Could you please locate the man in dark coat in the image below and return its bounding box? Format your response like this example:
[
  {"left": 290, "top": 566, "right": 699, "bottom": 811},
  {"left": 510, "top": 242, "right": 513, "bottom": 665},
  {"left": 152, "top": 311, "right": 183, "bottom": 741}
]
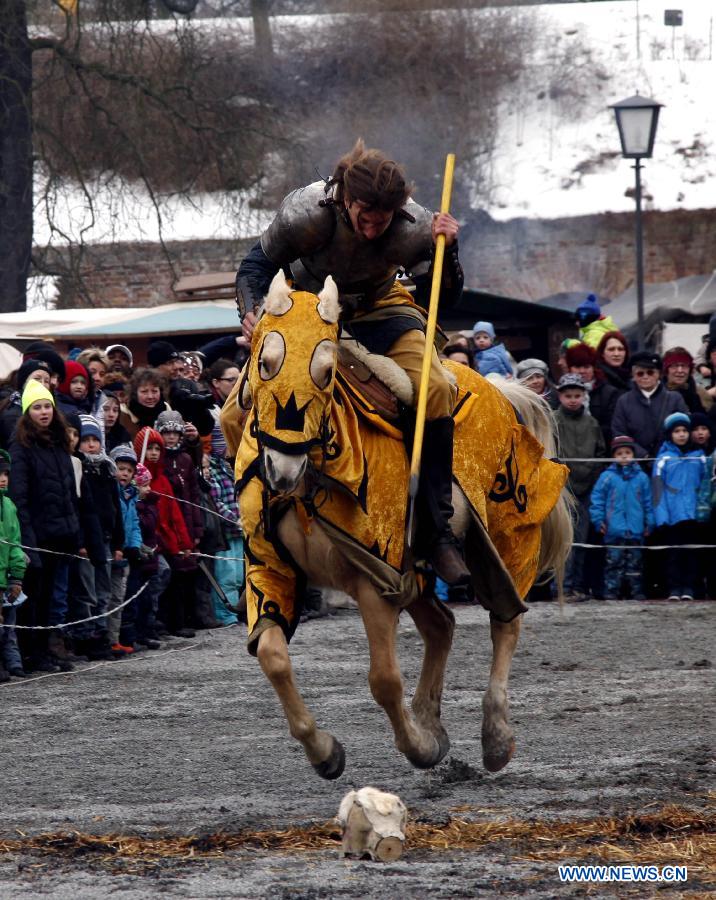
[{"left": 611, "top": 351, "right": 689, "bottom": 459}]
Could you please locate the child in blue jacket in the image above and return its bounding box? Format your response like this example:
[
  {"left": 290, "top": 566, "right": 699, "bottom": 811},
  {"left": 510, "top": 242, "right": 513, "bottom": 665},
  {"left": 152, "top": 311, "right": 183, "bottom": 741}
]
[
  {"left": 590, "top": 435, "right": 654, "bottom": 600},
  {"left": 652, "top": 412, "right": 706, "bottom": 600},
  {"left": 108, "top": 443, "right": 142, "bottom": 652},
  {"left": 472, "top": 321, "right": 513, "bottom": 378}
]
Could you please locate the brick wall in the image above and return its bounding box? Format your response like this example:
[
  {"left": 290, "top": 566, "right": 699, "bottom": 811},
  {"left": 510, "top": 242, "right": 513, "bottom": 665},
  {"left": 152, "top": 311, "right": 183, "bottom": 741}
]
[
  {"left": 40, "top": 207, "right": 716, "bottom": 307},
  {"left": 460, "top": 207, "right": 716, "bottom": 301},
  {"left": 42, "top": 238, "right": 255, "bottom": 309}
]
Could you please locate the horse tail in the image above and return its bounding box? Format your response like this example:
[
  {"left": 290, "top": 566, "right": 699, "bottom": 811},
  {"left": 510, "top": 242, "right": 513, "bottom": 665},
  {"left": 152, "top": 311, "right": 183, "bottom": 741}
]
[{"left": 490, "top": 378, "right": 574, "bottom": 592}]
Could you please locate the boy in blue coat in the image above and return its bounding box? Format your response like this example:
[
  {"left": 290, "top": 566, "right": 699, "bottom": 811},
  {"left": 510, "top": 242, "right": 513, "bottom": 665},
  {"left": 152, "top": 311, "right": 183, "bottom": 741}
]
[
  {"left": 472, "top": 321, "right": 513, "bottom": 378},
  {"left": 590, "top": 435, "right": 654, "bottom": 600},
  {"left": 109, "top": 443, "right": 142, "bottom": 652},
  {"left": 652, "top": 412, "right": 706, "bottom": 600}
]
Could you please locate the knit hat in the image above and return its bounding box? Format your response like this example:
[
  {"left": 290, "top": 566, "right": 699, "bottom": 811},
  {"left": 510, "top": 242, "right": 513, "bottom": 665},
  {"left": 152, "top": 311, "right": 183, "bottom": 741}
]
[
  {"left": 610, "top": 435, "right": 635, "bottom": 453},
  {"left": 690, "top": 412, "right": 713, "bottom": 433},
  {"left": 182, "top": 351, "right": 204, "bottom": 373},
  {"left": 631, "top": 350, "right": 662, "bottom": 371},
  {"left": 155, "top": 409, "right": 185, "bottom": 434},
  {"left": 662, "top": 347, "right": 693, "bottom": 372},
  {"left": 58, "top": 360, "right": 90, "bottom": 396},
  {"left": 576, "top": 293, "right": 601, "bottom": 322},
  {"left": 147, "top": 341, "right": 180, "bottom": 367},
  {"left": 663, "top": 412, "right": 691, "bottom": 435},
  {"left": 22, "top": 343, "right": 66, "bottom": 382},
  {"left": 21, "top": 380, "right": 55, "bottom": 413},
  {"left": 110, "top": 443, "right": 138, "bottom": 466},
  {"left": 565, "top": 342, "right": 597, "bottom": 368},
  {"left": 515, "top": 358, "right": 549, "bottom": 380},
  {"left": 472, "top": 321, "right": 495, "bottom": 340},
  {"left": 105, "top": 344, "right": 134, "bottom": 367},
  {"left": 134, "top": 462, "right": 152, "bottom": 487},
  {"left": 0, "top": 449, "right": 11, "bottom": 475},
  {"left": 133, "top": 427, "right": 164, "bottom": 461},
  {"left": 556, "top": 373, "right": 587, "bottom": 392},
  {"left": 16, "top": 359, "right": 52, "bottom": 393},
  {"left": 79, "top": 414, "right": 102, "bottom": 443}
]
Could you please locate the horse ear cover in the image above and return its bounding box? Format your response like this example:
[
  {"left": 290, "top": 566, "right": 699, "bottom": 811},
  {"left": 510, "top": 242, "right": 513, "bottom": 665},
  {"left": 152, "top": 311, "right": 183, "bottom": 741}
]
[
  {"left": 317, "top": 275, "right": 340, "bottom": 324},
  {"left": 264, "top": 270, "right": 294, "bottom": 316}
]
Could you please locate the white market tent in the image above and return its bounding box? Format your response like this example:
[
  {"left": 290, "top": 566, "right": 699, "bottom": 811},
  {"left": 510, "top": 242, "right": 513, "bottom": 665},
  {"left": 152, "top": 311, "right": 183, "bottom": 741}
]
[{"left": 0, "top": 296, "right": 241, "bottom": 378}]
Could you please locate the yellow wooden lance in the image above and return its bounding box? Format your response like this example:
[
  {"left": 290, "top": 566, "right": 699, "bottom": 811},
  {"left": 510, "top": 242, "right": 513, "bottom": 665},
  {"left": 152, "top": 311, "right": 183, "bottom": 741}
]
[{"left": 407, "top": 152, "right": 455, "bottom": 545}]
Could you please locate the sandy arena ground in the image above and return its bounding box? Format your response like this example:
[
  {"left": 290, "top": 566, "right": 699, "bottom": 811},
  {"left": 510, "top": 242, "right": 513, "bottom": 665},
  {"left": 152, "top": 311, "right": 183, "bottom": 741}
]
[{"left": 0, "top": 598, "right": 714, "bottom": 898}]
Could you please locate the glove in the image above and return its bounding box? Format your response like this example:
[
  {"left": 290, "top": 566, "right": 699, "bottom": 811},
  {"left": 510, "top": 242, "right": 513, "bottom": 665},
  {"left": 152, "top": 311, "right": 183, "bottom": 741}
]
[{"left": 124, "top": 546, "right": 141, "bottom": 564}]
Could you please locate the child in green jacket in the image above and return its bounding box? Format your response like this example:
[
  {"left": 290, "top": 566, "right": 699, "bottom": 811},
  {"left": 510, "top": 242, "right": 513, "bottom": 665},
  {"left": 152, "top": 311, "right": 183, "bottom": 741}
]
[{"left": 0, "top": 450, "right": 28, "bottom": 679}]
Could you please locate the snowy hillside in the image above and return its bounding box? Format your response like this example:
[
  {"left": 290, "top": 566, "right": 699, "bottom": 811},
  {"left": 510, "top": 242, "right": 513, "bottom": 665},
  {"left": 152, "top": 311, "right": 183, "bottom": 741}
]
[
  {"left": 33, "top": 0, "right": 716, "bottom": 247},
  {"left": 492, "top": 0, "right": 716, "bottom": 219}
]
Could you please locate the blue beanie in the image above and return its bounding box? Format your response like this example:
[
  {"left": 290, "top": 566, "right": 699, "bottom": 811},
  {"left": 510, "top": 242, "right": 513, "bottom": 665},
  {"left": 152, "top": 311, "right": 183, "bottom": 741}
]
[
  {"left": 664, "top": 412, "right": 690, "bottom": 435},
  {"left": 110, "top": 443, "right": 138, "bottom": 466},
  {"left": 576, "top": 293, "right": 601, "bottom": 321},
  {"left": 79, "top": 414, "right": 102, "bottom": 443},
  {"left": 472, "top": 321, "right": 495, "bottom": 340}
]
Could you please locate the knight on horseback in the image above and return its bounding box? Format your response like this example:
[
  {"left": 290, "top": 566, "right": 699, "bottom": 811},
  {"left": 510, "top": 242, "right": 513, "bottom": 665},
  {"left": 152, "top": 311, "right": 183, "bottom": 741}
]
[{"left": 236, "top": 139, "right": 469, "bottom": 587}]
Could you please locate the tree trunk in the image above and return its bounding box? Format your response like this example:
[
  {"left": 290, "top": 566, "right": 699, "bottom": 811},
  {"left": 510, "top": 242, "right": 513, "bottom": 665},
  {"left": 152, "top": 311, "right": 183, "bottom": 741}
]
[
  {"left": 251, "top": 0, "right": 274, "bottom": 64},
  {"left": 0, "top": 2, "right": 32, "bottom": 312}
]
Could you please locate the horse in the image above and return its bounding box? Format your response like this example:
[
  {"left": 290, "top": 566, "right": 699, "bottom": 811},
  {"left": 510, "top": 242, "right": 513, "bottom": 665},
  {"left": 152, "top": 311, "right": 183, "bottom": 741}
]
[{"left": 230, "top": 270, "right": 571, "bottom": 780}]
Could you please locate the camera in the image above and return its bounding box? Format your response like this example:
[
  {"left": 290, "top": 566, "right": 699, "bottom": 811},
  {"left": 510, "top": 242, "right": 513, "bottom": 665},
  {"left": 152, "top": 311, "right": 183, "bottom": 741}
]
[{"left": 168, "top": 378, "right": 216, "bottom": 437}]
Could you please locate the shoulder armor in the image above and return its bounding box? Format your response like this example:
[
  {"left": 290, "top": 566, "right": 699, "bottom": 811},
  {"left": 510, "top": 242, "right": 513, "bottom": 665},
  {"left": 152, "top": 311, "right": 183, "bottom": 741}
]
[
  {"left": 383, "top": 199, "right": 434, "bottom": 273},
  {"left": 260, "top": 182, "right": 336, "bottom": 265}
]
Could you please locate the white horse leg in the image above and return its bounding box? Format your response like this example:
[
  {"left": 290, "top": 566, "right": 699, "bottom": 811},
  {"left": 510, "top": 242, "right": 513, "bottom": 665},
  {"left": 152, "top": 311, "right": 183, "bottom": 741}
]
[
  {"left": 405, "top": 592, "right": 455, "bottom": 763},
  {"left": 356, "top": 581, "right": 442, "bottom": 769},
  {"left": 256, "top": 624, "right": 345, "bottom": 779},
  {"left": 482, "top": 613, "right": 522, "bottom": 772}
]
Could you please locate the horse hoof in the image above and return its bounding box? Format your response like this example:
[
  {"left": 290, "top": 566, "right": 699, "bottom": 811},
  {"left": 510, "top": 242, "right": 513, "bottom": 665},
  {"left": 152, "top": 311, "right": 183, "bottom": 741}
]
[
  {"left": 434, "top": 726, "right": 451, "bottom": 764},
  {"left": 482, "top": 738, "right": 515, "bottom": 773},
  {"left": 405, "top": 736, "right": 443, "bottom": 770},
  {"left": 311, "top": 737, "right": 346, "bottom": 780}
]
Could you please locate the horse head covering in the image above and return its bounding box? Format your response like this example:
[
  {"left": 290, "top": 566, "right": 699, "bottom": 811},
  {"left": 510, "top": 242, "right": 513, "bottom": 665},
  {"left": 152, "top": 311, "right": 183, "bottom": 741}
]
[{"left": 247, "top": 270, "right": 340, "bottom": 455}]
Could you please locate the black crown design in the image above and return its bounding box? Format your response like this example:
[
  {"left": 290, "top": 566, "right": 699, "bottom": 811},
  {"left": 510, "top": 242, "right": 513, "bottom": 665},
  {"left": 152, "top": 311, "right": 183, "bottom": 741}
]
[{"left": 274, "top": 391, "right": 312, "bottom": 432}]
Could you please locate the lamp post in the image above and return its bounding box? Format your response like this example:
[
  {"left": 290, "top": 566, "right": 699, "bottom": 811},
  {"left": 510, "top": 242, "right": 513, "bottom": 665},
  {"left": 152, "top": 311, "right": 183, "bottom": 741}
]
[{"left": 610, "top": 94, "right": 663, "bottom": 348}]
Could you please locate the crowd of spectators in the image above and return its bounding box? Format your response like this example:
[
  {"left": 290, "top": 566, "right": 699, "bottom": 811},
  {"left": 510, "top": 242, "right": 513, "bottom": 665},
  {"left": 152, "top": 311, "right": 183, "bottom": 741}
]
[
  {"left": 0, "top": 337, "right": 247, "bottom": 679},
  {"left": 448, "top": 296, "right": 716, "bottom": 603},
  {"left": 1, "top": 297, "right": 714, "bottom": 679}
]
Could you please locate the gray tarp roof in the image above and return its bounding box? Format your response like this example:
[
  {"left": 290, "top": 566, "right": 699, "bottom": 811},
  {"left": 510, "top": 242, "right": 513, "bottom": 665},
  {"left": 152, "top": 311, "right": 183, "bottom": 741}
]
[{"left": 609, "top": 273, "right": 716, "bottom": 330}]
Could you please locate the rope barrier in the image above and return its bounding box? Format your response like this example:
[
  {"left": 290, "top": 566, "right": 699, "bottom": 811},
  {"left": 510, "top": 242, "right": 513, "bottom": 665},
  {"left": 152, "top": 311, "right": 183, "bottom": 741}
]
[
  {"left": 0, "top": 639, "right": 205, "bottom": 688},
  {"left": 559, "top": 456, "right": 712, "bottom": 464},
  {"left": 0, "top": 581, "right": 148, "bottom": 631},
  {"left": 573, "top": 541, "right": 716, "bottom": 550},
  {"left": 152, "top": 490, "right": 242, "bottom": 529}
]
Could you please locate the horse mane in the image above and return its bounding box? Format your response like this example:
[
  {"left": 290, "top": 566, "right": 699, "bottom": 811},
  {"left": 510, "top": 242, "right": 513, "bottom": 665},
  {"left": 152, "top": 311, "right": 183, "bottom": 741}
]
[{"left": 490, "top": 378, "right": 574, "bottom": 591}]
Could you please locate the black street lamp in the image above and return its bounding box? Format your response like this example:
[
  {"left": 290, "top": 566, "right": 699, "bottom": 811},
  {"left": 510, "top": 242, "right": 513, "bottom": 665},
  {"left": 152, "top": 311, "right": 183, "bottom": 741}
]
[{"left": 610, "top": 94, "right": 663, "bottom": 348}]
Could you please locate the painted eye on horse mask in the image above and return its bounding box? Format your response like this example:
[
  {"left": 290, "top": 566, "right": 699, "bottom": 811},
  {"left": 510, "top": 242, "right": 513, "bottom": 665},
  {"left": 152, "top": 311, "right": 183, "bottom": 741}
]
[
  {"left": 310, "top": 340, "right": 337, "bottom": 390},
  {"left": 259, "top": 331, "right": 286, "bottom": 381}
]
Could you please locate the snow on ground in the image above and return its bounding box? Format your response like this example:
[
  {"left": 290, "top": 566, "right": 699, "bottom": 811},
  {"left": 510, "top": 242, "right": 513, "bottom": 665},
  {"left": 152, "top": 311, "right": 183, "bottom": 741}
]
[
  {"left": 491, "top": 0, "right": 716, "bottom": 219},
  {"left": 34, "top": 0, "right": 716, "bottom": 246},
  {"left": 33, "top": 176, "right": 274, "bottom": 247}
]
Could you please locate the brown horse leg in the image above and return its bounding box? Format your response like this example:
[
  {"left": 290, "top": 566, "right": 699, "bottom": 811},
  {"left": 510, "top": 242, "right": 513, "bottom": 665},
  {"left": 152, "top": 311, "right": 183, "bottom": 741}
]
[
  {"left": 257, "top": 624, "right": 345, "bottom": 780},
  {"left": 482, "top": 613, "right": 522, "bottom": 773},
  {"left": 405, "top": 592, "right": 455, "bottom": 763},
  {"left": 356, "top": 581, "right": 442, "bottom": 769}
]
